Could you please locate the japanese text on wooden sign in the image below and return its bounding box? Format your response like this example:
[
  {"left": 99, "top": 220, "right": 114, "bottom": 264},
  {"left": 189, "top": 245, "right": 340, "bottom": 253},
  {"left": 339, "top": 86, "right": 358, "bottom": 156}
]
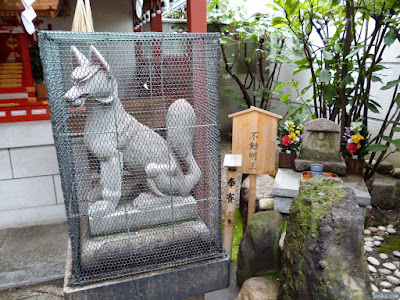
[{"left": 229, "top": 107, "right": 282, "bottom": 175}]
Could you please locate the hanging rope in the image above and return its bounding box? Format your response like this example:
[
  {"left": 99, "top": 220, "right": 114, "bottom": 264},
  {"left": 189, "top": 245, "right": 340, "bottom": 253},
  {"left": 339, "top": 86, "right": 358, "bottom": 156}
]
[
  {"left": 21, "top": 0, "right": 37, "bottom": 35},
  {"left": 72, "top": 0, "right": 94, "bottom": 32}
]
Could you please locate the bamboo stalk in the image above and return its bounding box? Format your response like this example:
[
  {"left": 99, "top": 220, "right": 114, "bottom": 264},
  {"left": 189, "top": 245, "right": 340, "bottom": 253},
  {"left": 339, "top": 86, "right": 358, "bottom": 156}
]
[{"left": 223, "top": 167, "right": 238, "bottom": 258}]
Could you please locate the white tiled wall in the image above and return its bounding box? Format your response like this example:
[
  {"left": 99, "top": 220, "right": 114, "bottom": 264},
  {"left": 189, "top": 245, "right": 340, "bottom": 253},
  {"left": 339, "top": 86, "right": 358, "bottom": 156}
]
[
  {"left": 10, "top": 145, "right": 59, "bottom": 178},
  {"left": 0, "top": 120, "right": 66, "bottom": 229}
]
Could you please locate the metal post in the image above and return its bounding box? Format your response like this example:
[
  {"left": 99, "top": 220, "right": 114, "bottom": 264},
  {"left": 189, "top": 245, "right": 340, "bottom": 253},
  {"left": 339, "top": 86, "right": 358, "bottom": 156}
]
[
  {"left": 187, "top": 0, "right": 207, "bottom": 33},
  {"left": 151, "top": 0, "right": 162, "bottom": 32}
]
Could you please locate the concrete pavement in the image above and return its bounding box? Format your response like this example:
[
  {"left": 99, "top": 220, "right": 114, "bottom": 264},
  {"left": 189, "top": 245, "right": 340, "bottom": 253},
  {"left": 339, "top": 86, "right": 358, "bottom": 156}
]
[{"left": 0, "top": 222, "right": 239, "bottom": 299}]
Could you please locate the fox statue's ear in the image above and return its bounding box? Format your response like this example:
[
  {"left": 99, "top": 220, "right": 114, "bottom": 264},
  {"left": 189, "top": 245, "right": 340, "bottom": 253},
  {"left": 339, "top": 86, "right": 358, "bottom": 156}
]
[
  {"left": 89, "top": 45, "right": 110, "bottom": 74},
  {"left": 71, "top": 46, "right": 89, "bottom": 68}
]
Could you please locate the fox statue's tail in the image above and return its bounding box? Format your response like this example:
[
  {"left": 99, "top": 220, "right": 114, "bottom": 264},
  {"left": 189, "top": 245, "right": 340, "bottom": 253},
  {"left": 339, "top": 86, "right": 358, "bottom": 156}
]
[{"left": 145, "top": 99, "right": 201, "bottom": 197}]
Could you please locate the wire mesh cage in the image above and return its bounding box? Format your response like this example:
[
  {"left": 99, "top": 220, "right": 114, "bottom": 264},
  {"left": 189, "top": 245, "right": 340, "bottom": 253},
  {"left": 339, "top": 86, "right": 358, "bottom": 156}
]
[{"left": 38, "top": 31, "right": 222, "bottom": 285}]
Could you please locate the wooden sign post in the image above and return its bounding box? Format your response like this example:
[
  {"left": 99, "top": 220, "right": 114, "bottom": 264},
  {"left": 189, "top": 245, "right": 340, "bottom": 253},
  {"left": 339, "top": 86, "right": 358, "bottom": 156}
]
[{"left": 229, "top": 107, "right": 282, "bottom": 222}]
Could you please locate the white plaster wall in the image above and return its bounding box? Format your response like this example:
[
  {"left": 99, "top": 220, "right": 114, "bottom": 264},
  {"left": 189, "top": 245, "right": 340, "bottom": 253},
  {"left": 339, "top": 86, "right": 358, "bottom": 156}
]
[{"left": 0, "top": 120, "right": 66, "bottom": 229}]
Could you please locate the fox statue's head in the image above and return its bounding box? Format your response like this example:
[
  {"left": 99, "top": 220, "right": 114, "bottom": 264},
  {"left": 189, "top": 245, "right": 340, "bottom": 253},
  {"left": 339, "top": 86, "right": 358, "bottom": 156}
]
[{"left": 64, "top": 45, "right": 115, "bottom": 107}]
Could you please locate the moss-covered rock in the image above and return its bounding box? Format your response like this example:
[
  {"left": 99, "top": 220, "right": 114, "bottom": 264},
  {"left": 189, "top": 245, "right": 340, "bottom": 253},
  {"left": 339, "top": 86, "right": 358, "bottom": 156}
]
[
  {"left": 236, "top": 211, "right": 284, "bottom": 287},
  {"left": 279, "top": 177, "right": 371, "bottom": 300}
]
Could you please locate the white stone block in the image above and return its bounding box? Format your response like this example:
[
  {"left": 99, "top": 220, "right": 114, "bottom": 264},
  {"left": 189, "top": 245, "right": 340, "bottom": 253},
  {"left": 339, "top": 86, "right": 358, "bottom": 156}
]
[
  {"left": 0, "top": 204, "right": 66, "bottom": 229},
  {"left": 0, "top": 176, "right": 57, "bottom": 211},
  {"left": 0, "top": 149, "right": 12, "bottom": 180},
  {"left": 0, "top": 120, "right": 54, "bottom": 149},
  {"left": 53, "top": 175, "right": 64, "bottom": 204},
  {"left": 10, "top": 145, "right": 59, "bottom": 178},
  {"left": 272, "top": 168, "right": 300, "bottom": 198}
]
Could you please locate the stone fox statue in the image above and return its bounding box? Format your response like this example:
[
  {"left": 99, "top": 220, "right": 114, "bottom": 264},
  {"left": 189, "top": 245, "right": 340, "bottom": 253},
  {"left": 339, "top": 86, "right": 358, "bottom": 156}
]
[{"left": 64, "top": 45, "right": 201, "bottom": 212}]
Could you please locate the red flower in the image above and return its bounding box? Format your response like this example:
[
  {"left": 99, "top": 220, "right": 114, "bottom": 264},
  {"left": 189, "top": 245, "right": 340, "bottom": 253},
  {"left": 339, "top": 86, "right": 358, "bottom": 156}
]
[
  {"left": 346, "top": 143, "right": 358, "bottom": 154},
  {"left": 282, "top": 136, "right": 292, "bottom": 146}
]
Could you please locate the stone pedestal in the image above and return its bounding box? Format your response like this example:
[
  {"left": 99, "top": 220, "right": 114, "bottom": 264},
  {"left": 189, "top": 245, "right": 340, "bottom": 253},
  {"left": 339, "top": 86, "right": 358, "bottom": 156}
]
[
  {"left": 89, "top": 193, "right": 198, "bottom": 236},
  {"left": 80, "top": 216, "right": 216, "bottom": 270},
  {"left": 371, "top": 177, "right": 396, "bottom": 209},
  {"left": 64, "top": 241, "right": 230, "bottom": 300},
  {"left": 294, "top": 158, "right": 347, "bottom": 176},
  {"left": 272, "top": 168, "right": 371, "bottom": 214}
]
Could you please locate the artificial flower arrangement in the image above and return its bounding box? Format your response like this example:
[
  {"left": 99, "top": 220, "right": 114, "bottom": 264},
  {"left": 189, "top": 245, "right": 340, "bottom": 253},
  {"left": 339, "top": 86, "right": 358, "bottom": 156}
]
[
  {"left": 277, "top": 117, "right": 303, "bottom": 153},
  {"left": 343, "top": 119, "right": 369, "bottom": 158}
]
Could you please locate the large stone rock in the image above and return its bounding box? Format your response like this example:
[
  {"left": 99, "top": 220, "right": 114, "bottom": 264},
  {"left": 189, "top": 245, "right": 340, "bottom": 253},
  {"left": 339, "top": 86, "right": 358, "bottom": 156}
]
[
  {"left": 240, "top": 174, "right": 275, "bottom": 206},
  {"left": 371, "top": 177, "right": 396, "bottom": 209},
  {"left": 236, "top": 277, "right": 279, "bottom": 300},
  {"left": 236, "top": 211, "right": 284, "bottom": 287},
  {"left": 279, "top": 177, "right": 371, "bottom": 300}
]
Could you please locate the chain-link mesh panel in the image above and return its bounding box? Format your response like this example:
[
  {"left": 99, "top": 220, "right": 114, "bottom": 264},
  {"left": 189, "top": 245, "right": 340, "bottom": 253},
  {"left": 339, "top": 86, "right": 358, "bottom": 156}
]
[{"left": 38, "top": 31, "right": 222, "bottom": 286}]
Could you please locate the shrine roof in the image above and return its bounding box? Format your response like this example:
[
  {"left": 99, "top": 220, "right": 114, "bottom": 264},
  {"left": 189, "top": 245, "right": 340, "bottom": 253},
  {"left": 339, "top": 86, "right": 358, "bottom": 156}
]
[{"left": 228, "top": 106, "right": 282, "bottom": 120}]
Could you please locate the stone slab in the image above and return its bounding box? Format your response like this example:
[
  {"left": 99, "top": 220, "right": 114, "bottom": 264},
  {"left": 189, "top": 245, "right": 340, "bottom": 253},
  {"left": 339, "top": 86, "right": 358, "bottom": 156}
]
[
  {"left": 344, "top": 175, "right": 372, "bottom": 207},
  {"left": 272, "top": 168, "right": 300, "bottom": 198},
  {"left": 0, "top": 204, "right": 66, "bottom": 230},
  {"left": 0, "top": 149, "right": 12, "bottom": 180},
  {"left": 294, "top": 158, "right": 347, "bottom": 176},
  {"left": 89, "top": 194, "right": 199, "bottom": 236},
  {"left": 272, "top": 169, "right": 371, "bottom": 212},
  {"left": 10, "top": 145, "right": 59, "bottom": 178},
  {"left": 0, "top": 120, "right": 54, "bottom": 149},
  {"left": 53, "top": 175, "right": 64, "bottom": 204},
  {"left": 273, "top": 196, "right": 294, "bottom": 214},
  {"left": 0, "top": 176, "right": 57, "bottom": 211},
  {"left": 64, "top": 241, "right": 230, "bottom": 300},
  {"left": 0, "top": 223, "right": 68, "bottom": 290}
]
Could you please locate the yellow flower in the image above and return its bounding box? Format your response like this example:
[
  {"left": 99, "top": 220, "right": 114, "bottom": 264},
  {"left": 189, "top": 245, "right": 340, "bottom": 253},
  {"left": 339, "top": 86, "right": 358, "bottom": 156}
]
[
  {"left": 295, "top": 130, "right": 300, "bottom": 134},
  {"left": 357, "top": 144, "right": 361, "bottom": 149},
  {"left": 288, "top": 132, "right": 296, "bottom": 140},
  {"left": 351, "top": 134, "right": 364, "bottom": 144},
  {"left": 352, "top": 135, "right": 360, "bottom": 144}
]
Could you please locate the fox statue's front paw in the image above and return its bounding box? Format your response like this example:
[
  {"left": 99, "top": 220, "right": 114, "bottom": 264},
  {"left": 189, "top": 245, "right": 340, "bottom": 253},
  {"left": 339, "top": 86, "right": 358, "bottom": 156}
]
[
  {"left": 88, "top": 200, "right": 116, "bottom": 214},
  {"left": 102, "top": 188, "right": 121, "bottom": 203}
]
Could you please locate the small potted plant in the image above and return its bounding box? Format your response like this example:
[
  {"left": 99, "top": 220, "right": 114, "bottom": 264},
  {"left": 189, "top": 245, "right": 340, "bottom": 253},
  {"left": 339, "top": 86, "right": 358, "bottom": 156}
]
[
  {"left": 343, "top": 120, "right": 369, "bottom": 175},
  {"left": 277, "top": 118, "right": 303, "bottom": 169}
]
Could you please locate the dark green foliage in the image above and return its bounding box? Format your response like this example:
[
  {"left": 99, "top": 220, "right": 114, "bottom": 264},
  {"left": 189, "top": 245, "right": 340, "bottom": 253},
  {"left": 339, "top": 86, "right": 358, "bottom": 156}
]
[{"left": 29, "top": 42, "right": 44, "bottom": 83}]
